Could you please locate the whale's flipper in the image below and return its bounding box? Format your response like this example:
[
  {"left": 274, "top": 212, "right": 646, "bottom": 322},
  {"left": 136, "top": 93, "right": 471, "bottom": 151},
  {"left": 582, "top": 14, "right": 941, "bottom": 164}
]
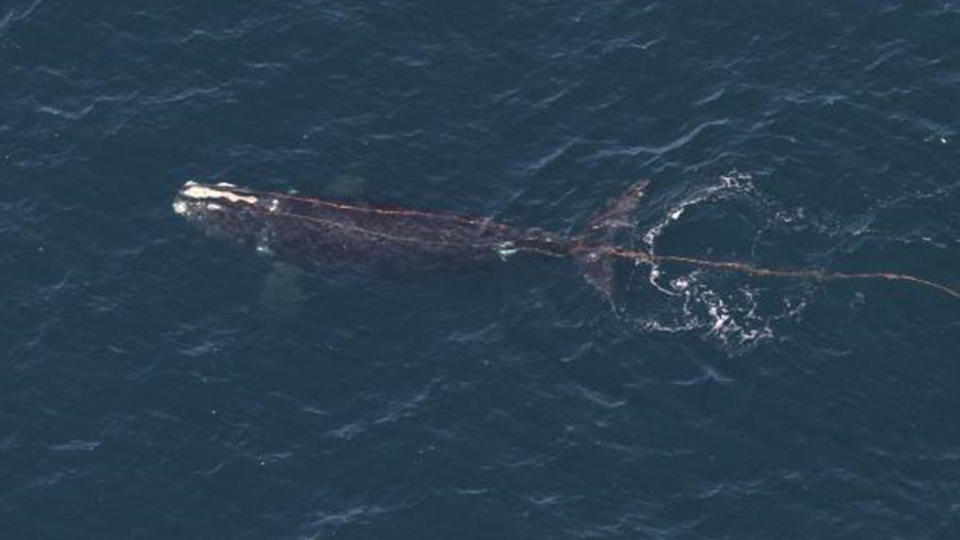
[
  {"left": 261, "top": 262, "right": 306, "bottom": 323},
  {"left": 573, "top": 180, "right": 650, "bottom": 299}
]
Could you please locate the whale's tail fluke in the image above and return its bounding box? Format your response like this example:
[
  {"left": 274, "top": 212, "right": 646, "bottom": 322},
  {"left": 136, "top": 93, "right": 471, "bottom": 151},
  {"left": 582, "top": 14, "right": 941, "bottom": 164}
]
[{"left": 572, "top": 180, "right": 651, "bottom": 298}]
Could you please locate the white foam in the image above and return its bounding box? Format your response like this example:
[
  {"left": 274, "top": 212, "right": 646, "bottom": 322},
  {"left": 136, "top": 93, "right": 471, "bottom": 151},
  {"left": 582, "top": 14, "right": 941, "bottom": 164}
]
[{"left": 618, "top": 172, "right": 815, "bottom": 351}]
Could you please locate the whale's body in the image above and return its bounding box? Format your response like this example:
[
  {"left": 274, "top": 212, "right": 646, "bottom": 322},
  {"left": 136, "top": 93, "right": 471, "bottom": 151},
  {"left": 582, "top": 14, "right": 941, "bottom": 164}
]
[{"left": 173, "top": 180, "right": 650, "bottom": 296}]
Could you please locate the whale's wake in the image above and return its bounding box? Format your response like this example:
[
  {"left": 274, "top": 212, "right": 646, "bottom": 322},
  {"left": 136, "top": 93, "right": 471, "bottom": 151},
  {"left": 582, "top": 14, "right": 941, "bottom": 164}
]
[{"left": 605, "top": 172, "right": 958, "bottom": 350}]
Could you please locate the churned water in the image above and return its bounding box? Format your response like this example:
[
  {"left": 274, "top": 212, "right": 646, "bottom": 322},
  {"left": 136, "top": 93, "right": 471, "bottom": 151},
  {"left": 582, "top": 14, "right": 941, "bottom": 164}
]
[{"left": 3, "top": 1, "right": 959, "bottom": 538}]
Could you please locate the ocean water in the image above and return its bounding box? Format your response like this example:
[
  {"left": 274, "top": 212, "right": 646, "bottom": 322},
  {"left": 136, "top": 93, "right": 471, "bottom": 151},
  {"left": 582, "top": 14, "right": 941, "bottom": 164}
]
[{"left": 3, "top": 1, "right": 960, "bottom": 538}]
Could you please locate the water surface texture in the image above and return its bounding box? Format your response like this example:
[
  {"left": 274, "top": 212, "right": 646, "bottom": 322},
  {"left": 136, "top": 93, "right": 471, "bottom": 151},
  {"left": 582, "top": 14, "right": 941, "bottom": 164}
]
[{"left": 3, "top": 1, "right": 960, "bottom": 538}]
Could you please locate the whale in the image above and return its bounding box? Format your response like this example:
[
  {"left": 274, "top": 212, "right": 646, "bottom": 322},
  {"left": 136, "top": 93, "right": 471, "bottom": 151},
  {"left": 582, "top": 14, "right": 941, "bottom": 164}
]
[
  {"left": 172, "top": 180, "right": 652, "bottom": 297},
  {"left": 173, "top": 180, "right": 960, "bottom": 302}
]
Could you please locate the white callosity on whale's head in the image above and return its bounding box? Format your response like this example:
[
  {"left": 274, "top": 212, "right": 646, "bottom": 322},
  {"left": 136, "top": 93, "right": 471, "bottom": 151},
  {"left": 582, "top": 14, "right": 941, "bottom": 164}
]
[
  {"left": 173, "top": 181, "right": 259, "bottom": 218},
  {"left": 179, "top": 183, "right": 258, "bottom": 204}
]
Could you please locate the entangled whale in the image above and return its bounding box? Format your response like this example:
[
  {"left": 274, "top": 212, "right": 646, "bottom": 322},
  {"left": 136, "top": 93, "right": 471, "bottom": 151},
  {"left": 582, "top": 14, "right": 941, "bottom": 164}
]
[
  {"left": 173, "top": 180, "right": 960, "bottom": 301},
  {"left": 172, "top": 180, "right": 651, "bottom": 297}
]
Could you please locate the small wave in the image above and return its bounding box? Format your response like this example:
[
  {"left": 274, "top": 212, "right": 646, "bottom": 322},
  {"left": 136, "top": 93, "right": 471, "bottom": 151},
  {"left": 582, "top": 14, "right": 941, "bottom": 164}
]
[
  {"left": 0, "top": 0, "right": 44, "bottom": 37},
  {"left": 50, "top": 439, "right": 101, "bottom": 452},
  {"left": 592, "top": 118, "right": 730, "bottom": 159}
]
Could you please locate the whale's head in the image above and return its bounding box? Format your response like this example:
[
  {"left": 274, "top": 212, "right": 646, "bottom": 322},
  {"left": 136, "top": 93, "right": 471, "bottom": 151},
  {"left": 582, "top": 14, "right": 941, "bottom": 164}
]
[{"left": 173, "top": 181, "right": 281, "bottom": 254}]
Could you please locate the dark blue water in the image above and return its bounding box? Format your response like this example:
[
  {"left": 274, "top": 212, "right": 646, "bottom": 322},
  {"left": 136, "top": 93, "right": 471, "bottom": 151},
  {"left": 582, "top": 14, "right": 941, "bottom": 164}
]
[{"left": 4, "top": 1, "right": 960, "bottom": 538}]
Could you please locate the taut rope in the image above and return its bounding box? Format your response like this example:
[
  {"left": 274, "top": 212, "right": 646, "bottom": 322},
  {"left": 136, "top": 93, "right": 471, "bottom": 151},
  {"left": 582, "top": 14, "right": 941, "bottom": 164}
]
[{"left": 571, "top": 245, "right": 960, "bottom": 301}]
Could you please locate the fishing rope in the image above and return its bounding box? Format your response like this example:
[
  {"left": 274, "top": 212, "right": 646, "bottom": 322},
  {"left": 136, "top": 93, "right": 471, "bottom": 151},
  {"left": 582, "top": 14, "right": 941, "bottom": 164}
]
[
  {"left": 597, "top": 247, "right": 960, "bottom": 301},
  {"left": 268, "top": 206, "right": 960, "bottom": 300},
  {"left": 244, "top": 188, "right": 516, "bottom": 229},
  {"left": 267, "top": 210, "right": 569, "bottom": 258}
]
